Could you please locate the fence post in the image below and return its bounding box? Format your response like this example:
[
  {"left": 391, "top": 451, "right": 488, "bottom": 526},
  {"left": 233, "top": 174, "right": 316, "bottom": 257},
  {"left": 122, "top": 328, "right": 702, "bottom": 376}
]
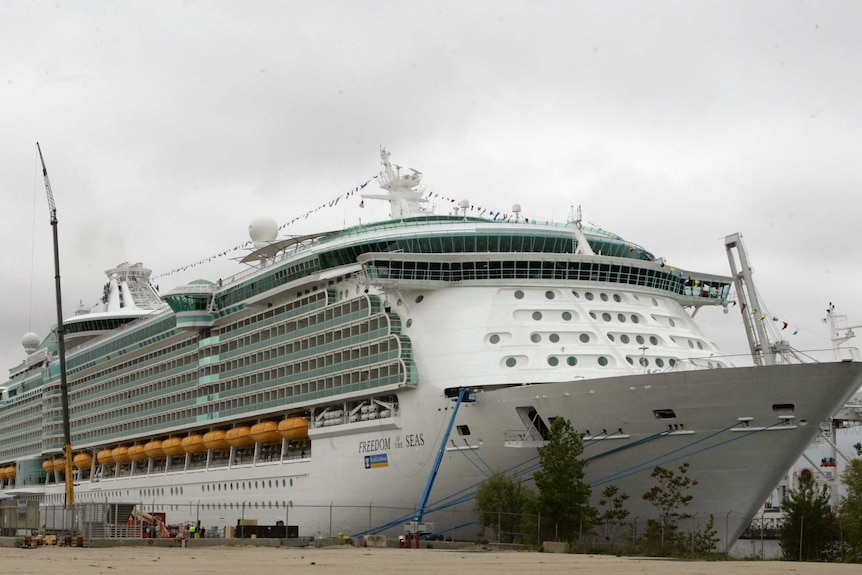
[{"left": 537, "top": 512, "right": 541, "bottom": 545}]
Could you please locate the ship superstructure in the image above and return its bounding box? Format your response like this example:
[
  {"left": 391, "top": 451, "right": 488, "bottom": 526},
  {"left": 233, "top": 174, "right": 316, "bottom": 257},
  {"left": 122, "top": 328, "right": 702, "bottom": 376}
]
[{"left": 1, "top": 150, "right": 860, "bottom": 549}]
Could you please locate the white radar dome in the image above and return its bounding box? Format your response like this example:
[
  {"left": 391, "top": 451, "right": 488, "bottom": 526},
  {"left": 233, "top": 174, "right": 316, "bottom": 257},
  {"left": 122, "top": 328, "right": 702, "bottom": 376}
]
[
  {"left": 22, "top": 332, "right": 40, "bottom": 354},
  {"left": 248, "top": 217, "right": 279, "bottom": 247}
]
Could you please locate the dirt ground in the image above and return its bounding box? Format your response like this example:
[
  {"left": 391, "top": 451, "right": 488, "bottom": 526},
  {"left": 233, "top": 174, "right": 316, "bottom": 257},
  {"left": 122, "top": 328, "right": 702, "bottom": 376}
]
[{"left": 1, "top": 545, "right": 860, "bottom": 575}]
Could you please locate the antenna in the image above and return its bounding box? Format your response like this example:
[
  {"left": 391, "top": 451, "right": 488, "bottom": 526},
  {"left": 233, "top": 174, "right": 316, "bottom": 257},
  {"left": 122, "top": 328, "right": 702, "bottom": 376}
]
[{"left": 36, "top": 142, "right": 75, "bottom": 510}]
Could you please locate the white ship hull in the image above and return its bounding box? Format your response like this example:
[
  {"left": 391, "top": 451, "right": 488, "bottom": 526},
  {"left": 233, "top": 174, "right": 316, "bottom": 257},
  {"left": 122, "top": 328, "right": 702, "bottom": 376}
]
[{"left": 30, "top": 361, "right": 862, "bottom": 548}]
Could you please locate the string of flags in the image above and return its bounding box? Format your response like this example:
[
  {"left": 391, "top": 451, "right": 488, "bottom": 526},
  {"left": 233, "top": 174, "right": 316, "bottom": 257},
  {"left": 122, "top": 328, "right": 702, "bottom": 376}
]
[
  {"left": 735, "top": 302, "right": 800, "bottom": 335},
  {"left": 150, "top": 177, "right": 537, "bottom": 281}
]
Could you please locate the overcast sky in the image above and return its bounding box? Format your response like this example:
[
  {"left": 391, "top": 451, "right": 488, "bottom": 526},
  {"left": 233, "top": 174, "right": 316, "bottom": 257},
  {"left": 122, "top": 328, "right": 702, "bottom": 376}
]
[{"left": 2, "top": 1, "right": 860, "bottom": 374}]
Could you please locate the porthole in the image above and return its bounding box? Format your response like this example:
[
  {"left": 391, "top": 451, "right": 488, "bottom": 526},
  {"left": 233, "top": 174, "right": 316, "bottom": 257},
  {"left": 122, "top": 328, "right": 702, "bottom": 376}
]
[
  {"left": 549, "top": 333, "right": 560, "bottom": 343},
  {"left": 589, "top": 312, "right": 597, "bottom": 319},
  {"left": 489, "top": 334, "right": 501, "bottom": 344},
  {"left": 406, "top": 318, "right": 413, "bottom": 328},
  {"left": 396, "top": 299, "right": 403, "bottom": 306},
  {"left": 571, "top": 291, "right": 580, "bottom": 299},
  {"left": 602, "top": 312, "right": 611, "bottom": 322},
  {"left": 688, "top": 340, "right": 694, "bottom": 349},
  {"left": 652, "top": 298, "right": 658, "bottom": 306},
  {"left": 579, "top": 333, "right": 590, "bottom": 343},
  {"left": 562, "top": 311, "right": 573, "bottom": 321},
  {"left": 620, "top": 334, "right": 630, "bottom": 344},
  {"left": 290, "top": 478, "right": 293, "bottom": 487},
  {"left": 613, "top": 294, "right": 622, "bottom": 302},
  {"left": 650, "top": 336, "right": 658, "bottom": 345},
  {"left": 415, "top": 295, "right": 424, "bottom": 303},
  {"left": 626, "top": 356, "right": 634, "bottom": 365},
  {"left": 631, "top": 315, "right": 640, "bottom": 324},
  {"left": 585, "top": 292, "right": 594, "bottom": 301},
  {"left": 567, "top": 356, "right": 577, "bottom": 366},
  {"left": 669, "top": 318, "right": 676, "bottom": 327},
  {"left": 636, "top": 335, "right": 645, "bottom": 345},
  {"left": 697, "top": 341, "right": 704, "bottom": 350},
  {"left": 639, "top": 357, "right": 649, "bottom": 367},
  {"left": 656, "top": 358, "right": 665, "bottom": 368},
  {"left": 600, "top": 293, "right": 609, "bottom": 301},
  {"left": 531, "top": 333, "right": 542, "bottom": 343},
  {"left": 514, "top": 290, "right": 525, "bottom": 299},
  {"left": 608, "top": 334, "right": 615, "bottom": 342},
  {"left": 545, "top": 291, "right": 555, "bottom": 300},
  {"left": 548, "top": 357, "right": 559, "bottom": 366},
  {"left": 505, "top": 357, "right": 517, "bottom": 368},
  {"left": 617, "top": 313, "right": 626, "bottom": 323},
  {"left": 598, "top": 356, "right": 609, "bottom": 366},
  {"left": 532, "top": 311, "right": 543, "bottom": 321}
]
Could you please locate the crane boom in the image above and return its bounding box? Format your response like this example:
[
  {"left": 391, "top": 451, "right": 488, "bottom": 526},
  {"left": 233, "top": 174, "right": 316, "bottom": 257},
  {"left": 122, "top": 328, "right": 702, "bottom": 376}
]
[{"left": 36, "top": 142, "right": 74, "bottom": 510}]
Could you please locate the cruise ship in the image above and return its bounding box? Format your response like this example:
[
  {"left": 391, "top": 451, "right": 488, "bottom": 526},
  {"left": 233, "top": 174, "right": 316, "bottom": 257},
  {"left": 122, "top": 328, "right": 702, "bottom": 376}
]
[{"left": 1, "top": 150, "right": 860, "bottom": 548}]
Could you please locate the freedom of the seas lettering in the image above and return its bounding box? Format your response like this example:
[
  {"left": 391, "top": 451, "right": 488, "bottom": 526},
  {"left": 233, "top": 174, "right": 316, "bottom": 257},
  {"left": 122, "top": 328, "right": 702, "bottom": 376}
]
[{"left": 358, "top": 433, "right": 424, "bottom": 453}]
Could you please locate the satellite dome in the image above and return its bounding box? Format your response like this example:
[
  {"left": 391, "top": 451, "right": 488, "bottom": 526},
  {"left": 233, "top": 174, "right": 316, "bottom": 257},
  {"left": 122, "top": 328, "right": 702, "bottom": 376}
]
[
  {"left": 22, "top": 332, "right": 40, "bottom": 354},
  {"left": 249, "top": 217, "right": 278, "bottom": 247}
]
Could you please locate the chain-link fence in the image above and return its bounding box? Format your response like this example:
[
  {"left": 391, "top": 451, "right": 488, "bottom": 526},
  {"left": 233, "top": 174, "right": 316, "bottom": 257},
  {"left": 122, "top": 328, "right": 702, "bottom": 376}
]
[{"left": 32, "top": 501, "right": 760, "bottom": 555}]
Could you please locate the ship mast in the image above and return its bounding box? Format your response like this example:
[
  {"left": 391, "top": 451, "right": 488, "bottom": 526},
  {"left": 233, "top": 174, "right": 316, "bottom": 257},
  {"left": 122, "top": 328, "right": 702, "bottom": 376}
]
[{"left": 37, "top": 142, "right": 75, "bottom": 509}]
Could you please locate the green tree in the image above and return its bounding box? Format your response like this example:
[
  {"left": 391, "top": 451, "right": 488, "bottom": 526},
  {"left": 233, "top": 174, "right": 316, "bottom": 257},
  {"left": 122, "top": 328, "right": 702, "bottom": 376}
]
[
  {"left": 642, "top": 463, "right": 697, "bottom": 553},
  {"left": 474, "top": 471, "right": 534, "bottom": 543},
  {"left": 780, "top": 471, "right": 840, "bottom": 561},
  {"left": 840, "top": 443, "right": 862, "bottom": 561},
  {"left": 533, "top": 417, "right": 592, "bottom": 543},
  {"left": 595, "top": 484, "right": 630, "bottom": 549}
]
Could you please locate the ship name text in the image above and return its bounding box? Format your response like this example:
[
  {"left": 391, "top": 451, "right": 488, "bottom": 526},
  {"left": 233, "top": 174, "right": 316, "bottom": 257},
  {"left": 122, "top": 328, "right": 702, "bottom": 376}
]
[{"left": 358, "top": 433, "right": 424, "bottom": 453}]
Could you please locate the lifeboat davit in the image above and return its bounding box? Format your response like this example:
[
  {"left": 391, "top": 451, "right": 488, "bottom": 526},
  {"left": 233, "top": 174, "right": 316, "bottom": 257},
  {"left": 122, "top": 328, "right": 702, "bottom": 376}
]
[
  {"left": 144, "top": 440, "right": 165, "bottom": 459},
  {"left": 112, "top": 446, "right": 131, "bottom": 464},
  {"left": 278, "top": 417, "right": 310, "bottom": 441},
  {"left": 162, "top": 437, "right": 184, "bottom": 456},
  {"left": 97, "top": 449, "right": 116, "bottom": 466},
  {"left": 128, "top": 445, "right": 147, "bottom": 462},
  {"left": 250, "top": 421, "right": 281, "bottom": 444},
  {"left": 182, "top": 434, "right": 207, "bottom": 454},
  {"left": 73, "top": 452, "right": 93, "bottom": 469},
  {"left": 203, "top": 430, "right": 230, "bottom": 450},
  {"left": 226, "top": 426, "right": 255, "bottom": 447}
]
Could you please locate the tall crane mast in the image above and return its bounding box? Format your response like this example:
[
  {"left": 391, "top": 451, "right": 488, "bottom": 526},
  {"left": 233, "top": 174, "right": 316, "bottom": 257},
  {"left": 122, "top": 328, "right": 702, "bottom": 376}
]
[{"left": 36, "top": 142, "right": 74, "bottom": 510}]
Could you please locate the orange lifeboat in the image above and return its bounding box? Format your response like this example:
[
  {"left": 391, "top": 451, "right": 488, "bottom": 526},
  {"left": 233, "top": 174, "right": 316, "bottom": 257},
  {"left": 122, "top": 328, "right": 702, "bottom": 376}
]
[
  {"left": 203, "top": 430, "right": 230, "bottom": 450},
  {"left": 0, "top": 467, "right": 7, "bottom": 480},
  {"left": 128, "top": 445, "right": 147, "bottom": 462},
  {"left": 162, "top": 437, "right": 184, "bottom": 456},
  {"left": 182, "top": 434, "right": 207, "bottom": 454},
  {"left": 112, "top": 446, "right": 131, "bottom": 464},
  {"left": 42, "top": 459, "right": 55, "bottom": 473},
  {"left": 144, "top": 440, "right": 165, "bottom": 459},
  {"left": 250, "top": 421, "right": 281, "bottom": 444},
  {"left": 73, "top": 452, "right": 93, "bottom": 469},
  {"left": 97, "top": 449, "right": 116, "bottom": 466},
  {"left": 226, "top": 426, "right": 255, "bottom": 447},
  {"left": 6, "top": 466, "right": 16, "bottom": 480},
  {"left": 53, "top": 458, "right": 67, "bottom": 473},
  {"left": 278, "top": 417, "right": 310, "bottom": 441}
]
